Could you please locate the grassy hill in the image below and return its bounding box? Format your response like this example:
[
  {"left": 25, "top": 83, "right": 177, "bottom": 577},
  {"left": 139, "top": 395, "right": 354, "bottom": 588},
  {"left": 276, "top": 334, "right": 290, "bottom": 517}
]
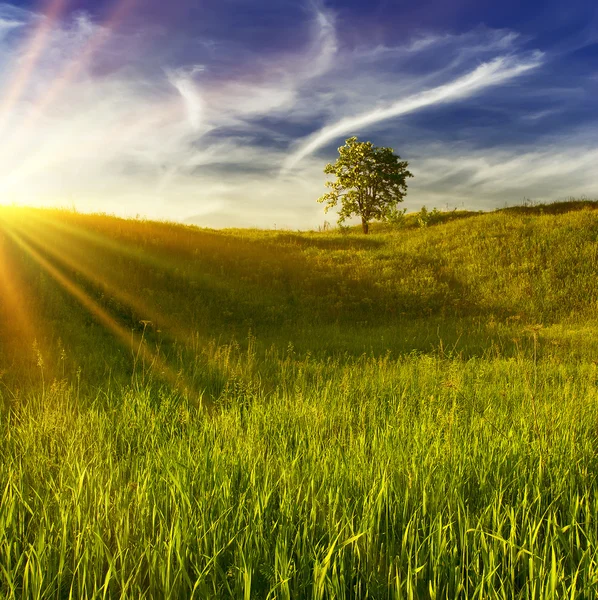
[
  {"left": 0, "top": 200, "right": 597, "bottom": 598},
  {"left": 1, "top": 199, "right": 597, "bottom": 386}
]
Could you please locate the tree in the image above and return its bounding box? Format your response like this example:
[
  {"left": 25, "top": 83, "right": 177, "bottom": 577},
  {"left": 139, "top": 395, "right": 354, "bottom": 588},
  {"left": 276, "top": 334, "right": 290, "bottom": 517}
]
[{"left": 318, "top": 137, "right": 413, "bottom": 234}]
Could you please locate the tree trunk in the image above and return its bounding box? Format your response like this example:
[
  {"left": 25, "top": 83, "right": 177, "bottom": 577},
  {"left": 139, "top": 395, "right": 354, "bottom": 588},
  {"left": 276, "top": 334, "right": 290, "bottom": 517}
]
[{"left": 361, "top": 217, "right": 369, "bottom": 234}]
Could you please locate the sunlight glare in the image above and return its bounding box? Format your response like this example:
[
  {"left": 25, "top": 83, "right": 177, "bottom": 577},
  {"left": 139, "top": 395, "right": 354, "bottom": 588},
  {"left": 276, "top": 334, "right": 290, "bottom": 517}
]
[
  {"left": 4, "top": 216, "right": 200, "bottom": 400},
  {"left": 0, "top": 211, "right": 43, "bottom": 348}
]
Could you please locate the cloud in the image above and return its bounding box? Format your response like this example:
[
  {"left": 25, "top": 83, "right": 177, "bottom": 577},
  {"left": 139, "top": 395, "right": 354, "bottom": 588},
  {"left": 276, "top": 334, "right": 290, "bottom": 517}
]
[
  {"left": 405, "top": 141, "right": 598, "bottom": 211},
  {"left": 166, "top": 66, "right": 205, "bottom": 131},
  {"left": 153, "top": 5, "right": 338, "bottom": 191},
  {"left": 0, "top": 16, "right": 21, "bottom": 31},
  {"left": 0, "top": 3, "right": 341, "bottom": 217},
  {"left": 282, "top": 52, "right": 543, "bottom": 172},
  {"left": 196, "top": 6, "right": 337, "bottom": 122}
]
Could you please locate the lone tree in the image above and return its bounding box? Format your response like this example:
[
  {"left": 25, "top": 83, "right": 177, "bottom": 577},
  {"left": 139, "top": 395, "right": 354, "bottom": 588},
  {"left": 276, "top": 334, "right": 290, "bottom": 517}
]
[{"left": 318, "top": 137, "right": 413, "bottom": 234}]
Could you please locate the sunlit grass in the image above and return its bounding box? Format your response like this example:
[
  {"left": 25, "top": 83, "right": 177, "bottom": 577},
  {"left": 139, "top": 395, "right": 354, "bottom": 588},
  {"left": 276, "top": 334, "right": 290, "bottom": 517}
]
[
  {"left": 0, "top": 200, "right": 597, "bottom": 597},
  {"left": 1, "top": 348, "right": 597, "bottom": 598}
]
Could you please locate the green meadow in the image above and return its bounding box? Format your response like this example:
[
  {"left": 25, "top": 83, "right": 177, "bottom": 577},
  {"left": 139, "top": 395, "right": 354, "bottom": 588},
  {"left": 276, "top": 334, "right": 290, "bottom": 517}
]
[{"left": 0, "top": 200, "right": 597, "bottom": 598}]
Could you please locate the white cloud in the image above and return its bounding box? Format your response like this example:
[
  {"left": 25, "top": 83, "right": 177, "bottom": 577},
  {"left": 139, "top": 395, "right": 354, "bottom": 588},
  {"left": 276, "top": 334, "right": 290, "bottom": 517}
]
[
  {"left": 0, "top": 17, "right": 21, "bottom": 32},
  {"left": 402, "top": 139, "right": 598, "bottom": 213},
  {"left": 190, "top": 6, "right": 337, "bottom": 123},
  {"left": 167, "top": 66, "right": 205, "bottom": 131},
  {"left": 282, "top": 53, "right": 543, "bottom": 172}
]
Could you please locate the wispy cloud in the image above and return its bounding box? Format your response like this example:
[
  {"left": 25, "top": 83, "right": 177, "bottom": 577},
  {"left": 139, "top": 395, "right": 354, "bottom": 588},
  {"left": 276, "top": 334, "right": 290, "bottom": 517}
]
[
  {"left": 282, "top": 53, "right": 543, "bottom": 172},
  {"left": 407, "top": 141, "right": 598, "bottom": 210},
  {"left": 166, "top": 66, "right": 205, "bottom": 132},
  {"left": 0, "top": 16, "right": 20, "bottom": 31}
]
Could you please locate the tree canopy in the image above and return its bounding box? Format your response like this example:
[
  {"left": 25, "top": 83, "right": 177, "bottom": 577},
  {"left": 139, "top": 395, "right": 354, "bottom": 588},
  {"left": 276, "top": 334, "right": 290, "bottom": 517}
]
[{"left": 318, "top": 137, "right": 413, "bottom": 233}]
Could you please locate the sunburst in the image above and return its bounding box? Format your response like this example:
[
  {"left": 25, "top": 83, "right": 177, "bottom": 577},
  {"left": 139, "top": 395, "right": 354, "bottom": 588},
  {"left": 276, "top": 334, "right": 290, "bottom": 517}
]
[
  {"left": 0, "top": 0, "right": 143, "bottom": 197},
  {"left": 3, "top": 211, "right": 200, "bottom": 400},
  {"left": 22, "top": 210, "right": 198, "bottom": 343}
]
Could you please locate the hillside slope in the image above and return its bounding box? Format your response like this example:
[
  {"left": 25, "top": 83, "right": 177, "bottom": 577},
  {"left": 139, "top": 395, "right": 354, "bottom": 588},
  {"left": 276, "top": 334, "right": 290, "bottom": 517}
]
[{"left": 0, "top": 200, "right": 597, "bottom": 385}]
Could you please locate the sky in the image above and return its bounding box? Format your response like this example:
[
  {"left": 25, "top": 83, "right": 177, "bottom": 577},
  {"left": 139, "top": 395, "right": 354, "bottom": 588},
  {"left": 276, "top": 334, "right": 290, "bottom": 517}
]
[{"left": 0, "top": 0, "right": 597, "bottom": 229}]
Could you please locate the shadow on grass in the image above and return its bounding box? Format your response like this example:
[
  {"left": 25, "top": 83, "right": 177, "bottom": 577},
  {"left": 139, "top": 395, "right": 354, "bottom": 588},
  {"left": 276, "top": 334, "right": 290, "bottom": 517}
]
[{"left": 270, "top": 232, "right": 385, "bottom": 250}]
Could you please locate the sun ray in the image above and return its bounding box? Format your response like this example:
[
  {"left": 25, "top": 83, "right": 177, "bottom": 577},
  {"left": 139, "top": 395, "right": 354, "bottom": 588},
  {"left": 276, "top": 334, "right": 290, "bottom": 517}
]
[
  {"left": 24, "top": 210, "right": 269, "bottom": 320},
  {"left": 21, "top": 211, "right": 198, "bottom": 343},
  {"left": 0, "top": 98, "right": 183, "bottom": 193},
  {"left": 3, "top": 219, "right": 201, "bottom": 400},
  {"left": 0, "top": 0, "right": 68, "bottom": 136},
  {"left": 0, "top": 217, "right": 40, "bottom": 348},
  {"left": 11, "top": 0, "right": 139, "bottom": 144},
  {"left": 0, "top": 0, "right": 146, "bottom": 198},
  {"left": 28, "top": 208, "right": 193, "bottom": 280}
]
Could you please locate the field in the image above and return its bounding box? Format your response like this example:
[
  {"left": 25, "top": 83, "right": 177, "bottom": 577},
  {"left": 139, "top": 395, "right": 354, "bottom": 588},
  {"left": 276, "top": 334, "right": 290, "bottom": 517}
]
[{"left": 0, "top": 201, "right": 597, "bottom": 598}]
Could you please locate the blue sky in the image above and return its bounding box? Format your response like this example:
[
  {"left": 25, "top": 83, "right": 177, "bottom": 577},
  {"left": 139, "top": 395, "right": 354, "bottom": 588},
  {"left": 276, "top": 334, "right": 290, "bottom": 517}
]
[{"left": 0, "top": 0, "right": 597, "bottom": 228}]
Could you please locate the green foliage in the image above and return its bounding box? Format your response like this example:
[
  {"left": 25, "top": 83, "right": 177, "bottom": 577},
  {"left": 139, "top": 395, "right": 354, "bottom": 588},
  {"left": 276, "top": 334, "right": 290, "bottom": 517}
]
[
  {"left": 417, "top": 205, "right": 442, "bottom": 227},
  {"left": 318, "top": 137, "right": 413, "bottom": 233},
  {"left": 386, "top": 206, "right": 407, "bottom": 227}
]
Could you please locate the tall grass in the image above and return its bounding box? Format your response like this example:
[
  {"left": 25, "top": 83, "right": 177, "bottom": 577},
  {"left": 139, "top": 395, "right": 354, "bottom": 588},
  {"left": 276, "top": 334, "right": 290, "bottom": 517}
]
[
  {"left": 1, "top": 346, "right": 597, "bottom": 598},
  {"left": 0, "top": 201, "right": 597, "bottom": 597}
]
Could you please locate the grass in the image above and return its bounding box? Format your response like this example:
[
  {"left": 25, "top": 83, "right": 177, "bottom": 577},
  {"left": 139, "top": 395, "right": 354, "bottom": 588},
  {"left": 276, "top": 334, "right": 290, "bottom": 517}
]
[{"left": 0, "top": 200, "right": 597, "bottom": 598}]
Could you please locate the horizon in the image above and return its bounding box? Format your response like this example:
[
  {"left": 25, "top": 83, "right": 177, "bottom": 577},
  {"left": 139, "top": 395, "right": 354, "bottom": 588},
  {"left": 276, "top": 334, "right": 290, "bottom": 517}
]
[
  {"left": 0, "top": 0, "right": 597, "bottom": 228},
  {"left": 3, "top": 196, "right": 597, "bottom": 234}
]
